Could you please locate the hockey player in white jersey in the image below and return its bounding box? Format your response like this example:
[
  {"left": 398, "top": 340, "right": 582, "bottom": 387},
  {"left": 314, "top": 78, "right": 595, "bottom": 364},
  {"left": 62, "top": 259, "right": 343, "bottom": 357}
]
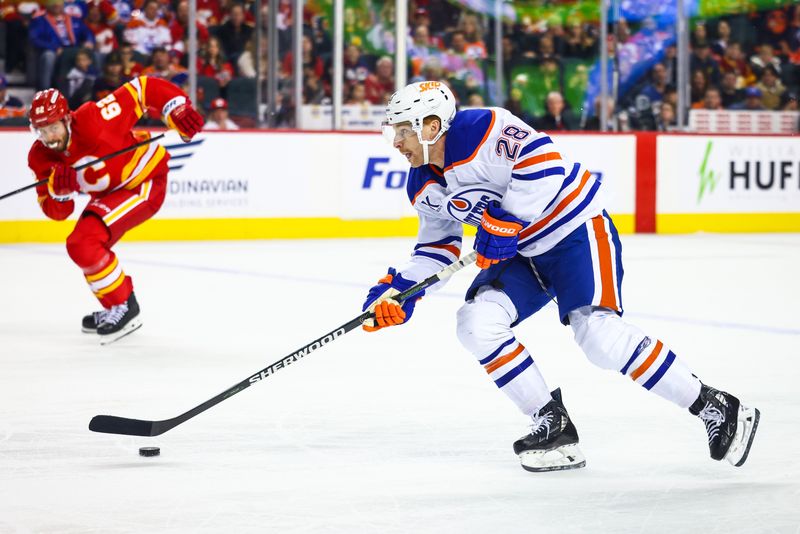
[{"left": 362, "top": 80, "right": 760, "bottom": 472}]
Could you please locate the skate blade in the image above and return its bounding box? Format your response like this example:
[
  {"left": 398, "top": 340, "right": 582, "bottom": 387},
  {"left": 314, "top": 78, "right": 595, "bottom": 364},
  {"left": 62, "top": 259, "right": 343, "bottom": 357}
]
[
  {"left": 99, "top": 319, "right": 143, "bottom": 346},
  {"left": 725, "top": 405, "right": 760, "bottom": 467},
  {"left": 81, "top": 327, "right": 97, "bottom": 334},
  {"left": 519, "top": 443, "right": 586, "bottom": 473}
]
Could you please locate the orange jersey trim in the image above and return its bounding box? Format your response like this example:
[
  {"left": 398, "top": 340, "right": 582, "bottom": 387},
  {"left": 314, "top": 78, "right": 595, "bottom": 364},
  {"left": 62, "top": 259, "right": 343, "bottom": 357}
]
[
  {"left": 631, "top": 340, "right": 664, "bottom": 381},
  {"left": 519, "top": 170, "right": 591, "bottom": 239},
  {"left": 513, "top": 152, "right": 562, "bottom": 170},
  {"left": 484, "top": 344, "right": 525, "bottom": 374}
]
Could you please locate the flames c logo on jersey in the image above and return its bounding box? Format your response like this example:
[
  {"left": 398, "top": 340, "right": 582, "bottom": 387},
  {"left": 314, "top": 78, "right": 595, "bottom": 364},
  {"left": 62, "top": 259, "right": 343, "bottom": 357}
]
[{"left": 444, "top": 186, "right": 504, "bottom": 227}]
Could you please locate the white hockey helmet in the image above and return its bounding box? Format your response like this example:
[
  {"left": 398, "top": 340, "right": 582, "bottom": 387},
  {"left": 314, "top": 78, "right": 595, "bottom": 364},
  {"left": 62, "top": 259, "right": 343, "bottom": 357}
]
[{"left": 383, "top": 81, "right": 457, "bottom": 164}]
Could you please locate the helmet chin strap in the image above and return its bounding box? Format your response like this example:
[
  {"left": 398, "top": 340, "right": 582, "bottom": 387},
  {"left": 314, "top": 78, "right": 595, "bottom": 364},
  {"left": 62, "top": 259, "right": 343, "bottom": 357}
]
[{"left": 416, "top": 128, "right": 446, "bottom": 166}]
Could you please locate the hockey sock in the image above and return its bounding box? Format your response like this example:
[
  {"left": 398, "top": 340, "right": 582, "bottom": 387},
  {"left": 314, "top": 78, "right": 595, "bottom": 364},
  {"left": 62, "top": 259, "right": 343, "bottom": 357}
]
[
  {"left": 570, "top": 306, "right": 701, "bottom": 409},
  {"left": 457, "top": 288, "right": 552, "bottom": 415},
  {"left": 67, "top": 215, "right": 133, "bottom": 308}
]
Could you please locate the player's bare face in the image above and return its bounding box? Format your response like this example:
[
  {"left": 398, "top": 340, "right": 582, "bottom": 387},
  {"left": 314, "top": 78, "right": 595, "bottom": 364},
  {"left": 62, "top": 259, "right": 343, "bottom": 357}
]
[
  {"left": 37, "top": 120, "right": 69, "bottom": 151},
  {"left": 391, "top": 124, "right": 424, "bottom": 167}
]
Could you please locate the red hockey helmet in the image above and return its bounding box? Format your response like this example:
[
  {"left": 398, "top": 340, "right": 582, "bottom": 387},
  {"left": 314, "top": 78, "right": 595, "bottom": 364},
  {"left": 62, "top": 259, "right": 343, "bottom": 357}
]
[{"left": 29, "top": 89, "right": 69, "bottom": 128}]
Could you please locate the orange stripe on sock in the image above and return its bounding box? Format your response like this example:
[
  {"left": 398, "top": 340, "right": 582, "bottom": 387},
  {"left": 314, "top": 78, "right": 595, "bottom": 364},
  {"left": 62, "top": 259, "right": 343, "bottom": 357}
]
[
  {"left": 630, "top": 340, "right": 663, "bottom": 381},
  {"left": 484, "top": 344, "right": 525, "bottom": 374},
  {"left": 591, "top": 215, "right": 618, "bottom": 310}
]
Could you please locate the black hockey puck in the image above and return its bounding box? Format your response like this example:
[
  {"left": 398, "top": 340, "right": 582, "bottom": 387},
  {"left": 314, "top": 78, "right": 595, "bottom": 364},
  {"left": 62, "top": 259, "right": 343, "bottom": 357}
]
[{"left": 139, "top": 446, "right": 160, "bottom": 457}]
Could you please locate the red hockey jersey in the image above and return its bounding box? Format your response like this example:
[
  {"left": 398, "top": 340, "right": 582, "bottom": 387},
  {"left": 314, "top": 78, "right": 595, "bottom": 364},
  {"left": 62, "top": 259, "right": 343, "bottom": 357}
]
[{"left": 28, "top": 76, "right": 186, "bottom": 221}]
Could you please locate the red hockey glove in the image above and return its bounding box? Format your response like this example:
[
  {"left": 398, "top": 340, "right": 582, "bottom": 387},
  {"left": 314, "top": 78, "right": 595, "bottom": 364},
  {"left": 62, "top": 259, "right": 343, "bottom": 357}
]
[
  {"left": 47, "top": 162, "right": 80, "bottom": 201},
  {"left": 474, "top": 201, "right": 529, "bottom": 269},
  {"left": 168, "top": 103, "right": 204, "bottom": 142}
]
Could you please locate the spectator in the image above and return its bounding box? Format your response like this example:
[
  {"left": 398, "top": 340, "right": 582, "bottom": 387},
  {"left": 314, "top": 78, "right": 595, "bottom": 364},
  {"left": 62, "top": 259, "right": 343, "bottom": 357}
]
[
  {"left": 1, "top": 0, "right": 30, "bottom": 75},
  {"left": 755, "top": 64, "right": 786, "bottom": 110},
  {"left": 65, "top": 47, "right": 97, "bottom": 107},
  {"left": 409, "top": 24, "right": 438, "bottom": 78},
  {"left": 750, "top": 43, "right": 781, "bottom": 77},
  {"left": 730, "top": 86, "right": 766, "bottom": 110},
  {"left": 780, "top": 91, "right": 798, "bottom": 111},
  {"left": 303, "top": 68, "right": 328, "bottom": 104},
  {"left": 467, "top": 92, "right": 485, "bottom": 107},
  {"left": 711, "top": 19, "right": 732, "bottom": 58},
  {"left": 204, "top": 97, "right": 239, "bottom": 130},
  {"left": 345, "top": 82, "right": 368, "bottom": 105},
  {"left": 583, "top": 96, "right": 617, "bottom": 131},
  {"left": 662, "top": 44, "right": 678, "bottom": 85},
  {"left": 563, "top": 19, "right": 597, "bottom": 59},
  {"left": 28, "top": 0, "right": 95, "bottom": 89},
  {"left": 691, "top": 21, "right": 709, "bottom": 48},
  {"left": 759, "top": 9, "right": 789, "bottom": 50},
  {"left": 282, "top": 33, "right": 324, "bottom": 80},
  {"left": 92, "top": 50, "right": 125, "bottom": 100},
  {"left": 718, "top": 42, "right": 756, "bottom": 88},
  {"left": 364, "top": 56, "right": 394, "bottom": 105},
  {"left": 119, "top": 41, "right": 144, "bottom": 78},
  {"left": 535, "top": 91, "right": 579, "bottom": 131},
  {"left": 457, "top": 12, "right": 487, "bottom": 59},
  {"left": 169, "top": 0, "right": 210, "bottom": 58},
  {"left": 538, "top": 34, "right": 559, "bottom": 61},
  {"left": 216, "top": 3, "right": 252, "bottom": 67},
  {"left": 237, "top": 36, "right": 268, "bottom": 79},
  {"left": 690, "top": 69, "right": 710, "bottom": 105},
  {"left": 690, "top": 40, "right": 721, "bottom": 85},
  {"left": 123, "top": 0, "right": 171, "bottom": 55},
  {"left": 195, "top": 0, "right": 223, "bottom": 27},
  {"left": 719, "top": 71, "right": 745, "bottom": 108},
  {"left": 198, "top": 36, "right": 234, "bottom": 91},
  {"left": 141, "top": 46, "right": 186, "bottom": 83},
  {"left": 655, "top": 101, "right": 678, "bottom": 131},
  {"left": 85, "top": 1, "right": 118, "bottom": 58},
  {"left": 785, "top": 6, "right": 800, "bottom": 60},
  {"left": 505, "top": 86, "right": 533, "bottom": 125},
  {"left": 0, "top": 75, "right": 26, "bottom": 118},
  {"left": 638, "top": 62, "right": 670, "bottom": 104},
  {"left": 692, "top": 87, "right": 724, "bottom": 110},
  {"left": 343, "top": 43, "right": 370, "bottom": 90}
]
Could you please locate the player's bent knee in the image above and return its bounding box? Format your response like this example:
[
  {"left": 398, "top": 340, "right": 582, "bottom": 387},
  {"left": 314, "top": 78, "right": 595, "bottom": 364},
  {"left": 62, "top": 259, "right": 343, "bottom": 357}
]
[
  {"left": 456, "top": 288, "right": 517, "bottom": 356},
  {"left": 66, "top": 215, "right": 111, "bottom": 268},
  {"left": 569, "top": 306, "right": 645, "bottom": 371}
]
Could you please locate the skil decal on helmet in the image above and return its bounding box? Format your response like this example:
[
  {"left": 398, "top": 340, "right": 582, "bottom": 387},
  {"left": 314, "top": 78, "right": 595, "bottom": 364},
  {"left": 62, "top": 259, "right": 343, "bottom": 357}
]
[{"left": 445, "top": 186, "right": 504, "bottom": 227}]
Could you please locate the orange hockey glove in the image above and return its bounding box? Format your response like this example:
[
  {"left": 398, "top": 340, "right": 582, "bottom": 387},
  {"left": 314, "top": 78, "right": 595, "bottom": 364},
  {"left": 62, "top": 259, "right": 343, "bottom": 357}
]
[{"left": 361, "top": 268, "right": 424, "bottom": 332}]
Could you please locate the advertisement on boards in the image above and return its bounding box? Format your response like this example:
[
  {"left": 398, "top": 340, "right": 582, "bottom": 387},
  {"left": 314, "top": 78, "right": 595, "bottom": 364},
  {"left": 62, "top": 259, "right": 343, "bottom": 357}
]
[{"left": 658, "top": 135, "right": 800, "bottom": 214}]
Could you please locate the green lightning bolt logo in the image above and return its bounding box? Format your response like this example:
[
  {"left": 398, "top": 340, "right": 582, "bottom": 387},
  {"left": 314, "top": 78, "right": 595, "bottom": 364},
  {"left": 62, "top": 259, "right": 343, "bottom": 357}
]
[{"left": 697, "top": 140, "right": 719, "bottom": 204}]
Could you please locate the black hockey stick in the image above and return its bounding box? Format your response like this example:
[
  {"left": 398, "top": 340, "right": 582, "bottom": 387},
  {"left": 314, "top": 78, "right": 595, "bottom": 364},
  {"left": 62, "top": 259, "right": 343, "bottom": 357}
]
[
  {"left": 89, "top": 251, "right": 478, "bottom": 437},
  {"left": 0, "top": 133, "right": 166, "bottom": 201}
]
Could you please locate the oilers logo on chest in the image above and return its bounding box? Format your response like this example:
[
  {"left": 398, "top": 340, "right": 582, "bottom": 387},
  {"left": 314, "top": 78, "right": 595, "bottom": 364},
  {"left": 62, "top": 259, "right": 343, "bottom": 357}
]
[{"left": 443, "top": 185, "right": 504, "bottom": 227}]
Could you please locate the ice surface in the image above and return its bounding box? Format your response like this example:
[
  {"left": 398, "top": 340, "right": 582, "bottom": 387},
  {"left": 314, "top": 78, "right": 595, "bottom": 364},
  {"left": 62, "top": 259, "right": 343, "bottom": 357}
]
[{"left": 1, "top": 234, "right": 798, "bottom": 533}]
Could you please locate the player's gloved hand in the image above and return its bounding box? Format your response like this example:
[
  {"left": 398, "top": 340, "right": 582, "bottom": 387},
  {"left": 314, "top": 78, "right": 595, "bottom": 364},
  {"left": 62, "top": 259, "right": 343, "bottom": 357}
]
[
  {"left": 47, "top": 162, "right": 79, "bottom": 201},
  {"left": 474, "top": 200, "right": 529, "bottom": 269},
  {"left": 361, "top": 268, "right": 424, "bottom": 332},
  {"left": 169, "top": 102, "right": 204, "bottom": 142}
]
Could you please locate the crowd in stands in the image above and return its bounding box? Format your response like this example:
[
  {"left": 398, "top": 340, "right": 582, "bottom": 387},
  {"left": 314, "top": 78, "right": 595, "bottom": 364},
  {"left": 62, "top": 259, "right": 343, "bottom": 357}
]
[{"left": 1, "top": 0, "right": 798, "bottom": 130}]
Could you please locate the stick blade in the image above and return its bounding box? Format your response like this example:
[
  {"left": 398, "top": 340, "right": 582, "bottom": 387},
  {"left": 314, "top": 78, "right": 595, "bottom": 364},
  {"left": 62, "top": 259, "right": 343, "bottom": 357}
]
[{"left": 89, "top": 415, "right": 157, "bottom": 436}]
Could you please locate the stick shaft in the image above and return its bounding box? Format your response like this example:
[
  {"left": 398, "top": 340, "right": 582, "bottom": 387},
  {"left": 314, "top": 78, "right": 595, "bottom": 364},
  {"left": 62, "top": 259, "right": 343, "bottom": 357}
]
[
  {"left": 89, "top": 251, "right": 478, "bottom": 436},
  {"left": 0, "top": 133, "right": 166, "bottom": 201}
]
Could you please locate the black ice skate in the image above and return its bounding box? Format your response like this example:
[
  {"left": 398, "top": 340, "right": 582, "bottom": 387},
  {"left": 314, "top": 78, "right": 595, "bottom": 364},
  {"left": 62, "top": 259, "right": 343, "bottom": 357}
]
[
  {"left": 81, "top": 310, "right": 108, "bottom": 333},
  {"left": 689, "top": 383, "right": 760, "bottom": 467},
  {"left": 513, "top": 388, "right": 586, "bottom": 472},
  {"left": 97, "top": 292, "right": 142, "bottom": 345}
]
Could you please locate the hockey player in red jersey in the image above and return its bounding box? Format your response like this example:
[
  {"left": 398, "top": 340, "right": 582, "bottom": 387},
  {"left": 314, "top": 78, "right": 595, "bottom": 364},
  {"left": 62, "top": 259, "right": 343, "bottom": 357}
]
[{"left": 27, "top": 78, "right": 203, "bottom": 344}]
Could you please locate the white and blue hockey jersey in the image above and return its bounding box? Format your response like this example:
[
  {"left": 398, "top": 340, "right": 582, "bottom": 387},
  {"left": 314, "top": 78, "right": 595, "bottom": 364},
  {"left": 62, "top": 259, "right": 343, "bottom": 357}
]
[{"left": 398, "top": 107, "right": 604, "bottom": 283}]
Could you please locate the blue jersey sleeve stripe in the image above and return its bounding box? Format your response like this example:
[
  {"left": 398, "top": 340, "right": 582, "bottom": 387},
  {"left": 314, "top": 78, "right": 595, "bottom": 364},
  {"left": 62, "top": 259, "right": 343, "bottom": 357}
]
[
  {"left": 478, "top": 338, "right": 517, "bottom": 365},
  {"left": 540, "top": 163, "right": 581, "bottom": 213},
  {"left": 494, "top": 356, "right": 534, "bottom": 388},
  {"left": 412, "top": 250, "right": 455, "bottom": 265},
  {"left": 512, "top": 167, "right": 566, "bottom": 181},
  {"left": 643, "top": 351, "right": 676, "bottom": 390},
  {"left": 518, "top": 136, "right": 553, "bottom": 158}
]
